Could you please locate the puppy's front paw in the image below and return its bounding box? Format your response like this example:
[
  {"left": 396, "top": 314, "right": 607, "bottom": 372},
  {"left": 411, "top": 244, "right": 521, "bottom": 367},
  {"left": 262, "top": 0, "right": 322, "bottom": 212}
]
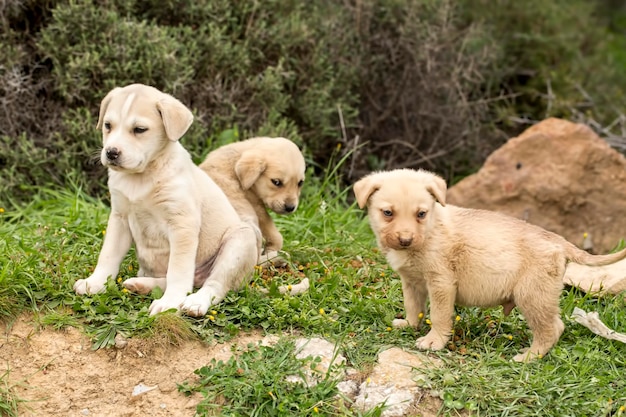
[
  {"left": 180, "top": 292, "right": 212, "bottom": 317},
  {"left": 149, "top": 295, "right": 184, "bottom": 316},
  {"left": 74, "top": 277, "right": 107, "bottom": 295},
  {"left": 416, "top": 331, "right": 449, "bottom": 351},
  {"left": 258, "top": 251, "right": 287, "bottom": 267}
]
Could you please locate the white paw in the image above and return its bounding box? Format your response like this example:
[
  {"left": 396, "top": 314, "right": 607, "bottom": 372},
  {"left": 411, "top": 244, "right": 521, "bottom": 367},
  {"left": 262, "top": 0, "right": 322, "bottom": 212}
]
[
  {"left": 416, "top": 331, "right": 449, "bottom": 351},
  {"left": 74, "top": 277, "right": 107, "bottom": 295},
  {"left": 392, "top": 318, "right": 410, "bottom": 328},
  {"left": 148, "top": 294, "right": 185, "bottom": 316},
  {"left": 180, "top": 292, "right": 212, "bottom": 317},
  {"left": 123, "top": 277, "right": 166, "bottom": 295}
]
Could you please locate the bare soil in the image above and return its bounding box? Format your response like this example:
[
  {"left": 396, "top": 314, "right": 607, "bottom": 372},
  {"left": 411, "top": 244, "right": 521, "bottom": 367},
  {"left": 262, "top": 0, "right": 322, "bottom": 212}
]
[{"left": 0, "top": 314, "right": 264, "bottom": 416}]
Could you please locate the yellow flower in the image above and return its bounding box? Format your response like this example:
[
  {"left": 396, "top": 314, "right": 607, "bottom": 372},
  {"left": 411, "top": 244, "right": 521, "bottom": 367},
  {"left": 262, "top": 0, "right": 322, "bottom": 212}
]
[
  {"left": 455, "top": 315, "right": 461, "bottom": 322},
  {"left": 425, "top": 319, "right": 432, "bottom": 325},
  {"left": 379, "top": 271, "right": 385, "bottom": 277},
  {"left": 583, "top": 232, "right": 588, "bottom": 239},
  {"left": 0, "top": 208, "right": 4, "bottom": 213},
  {"left": 620, "top": 406, "right": 625, "bottom": 412},
  {"left": 507, "top": 335, "right": 513, "bottom": 340},
  {"left": 268, "top": 391, "right": 275, "bottom": 399},
  {"left": 128, "top": 265, "right": 133, "bottom": 272},
  {"left": 386, "top": 327, "right": 392, "bottom": 331},
  {"left": 366, "top": 377, "right": 371, "bottom": 384},
  {"left": 122, "top": 288, "right": 129, "bottom": 294},
  {"left": 117, "top": 277, "right": 122, "bottom": 283},
  {"left": 102, "top": 229, "right": 106, "bottom": 235},
  {"left": 208, "top": 315, "right": 215, "bottom": 321},
  {"left": 336, "top": 143, "right": 342, "bottom": 151},
  {"left": 210, "top": 310, "right": 217, "bottom": 316},
  {"left": 287, "top": 285, "right": 292, "bottom": 291},
  {"left": 319, "top": 308, "right": 326, "bottom": 316},
  {"left": 418, "top": 312, "right": 424, "bottom": 319},
  {"left": 313, "top": 407, "right": 319, "bottom": 413}
]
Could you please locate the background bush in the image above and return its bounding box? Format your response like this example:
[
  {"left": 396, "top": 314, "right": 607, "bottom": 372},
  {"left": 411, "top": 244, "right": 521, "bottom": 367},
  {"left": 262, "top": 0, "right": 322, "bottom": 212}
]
[{"left": 1, "top": 0, "right": 625, "bottom": 204}]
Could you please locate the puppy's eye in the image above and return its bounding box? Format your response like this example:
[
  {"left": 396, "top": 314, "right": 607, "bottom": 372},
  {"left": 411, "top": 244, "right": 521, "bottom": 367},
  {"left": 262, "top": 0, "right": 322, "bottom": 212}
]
[
  {"left": 382, "top": 209, "right": 393, "bottom": 217},
  {"left": 134, "top": 127, "right": 148, "bottom": 135},
  {"left": 417, "top": 211, "right": 427, "bottom": 219},
  {"left": 103, "top": 122, "right": 111, "bottom": 131},
  {"left": 271, "top": 179, "right": 283, "bottom": 187},
  {"left": 297, "top": 180, "right": 304, "bottom": 188}
]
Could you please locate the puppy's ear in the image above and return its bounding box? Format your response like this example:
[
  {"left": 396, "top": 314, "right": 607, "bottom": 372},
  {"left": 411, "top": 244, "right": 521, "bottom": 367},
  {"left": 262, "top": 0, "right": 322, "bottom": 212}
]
[
  {"left": 353, "top": 175, "right": 381, "bottom": 209},
  {"left": 235, "top": 151, "right": 266, "bottom": 190},
  {"left": 156, "top": 96, "right": 194, "bottom": 141},
  {"left": 426, "top": 174, "right": 447, "bottom": 206},
  {"left": 96, "top": 87, "right": 122, "bottom": 130}
]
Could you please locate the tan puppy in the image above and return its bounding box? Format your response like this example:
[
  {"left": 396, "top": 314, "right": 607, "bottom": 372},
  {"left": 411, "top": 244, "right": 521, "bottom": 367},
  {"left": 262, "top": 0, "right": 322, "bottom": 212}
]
[
  {"left": 199, "top": 137, "right": 305, "bottom": 264},
  {"left": 354, "top": 168, "right": 626, "bottom": 361},
  {"left": 74, "top": 84, "right": 259, "bottom": 317}
]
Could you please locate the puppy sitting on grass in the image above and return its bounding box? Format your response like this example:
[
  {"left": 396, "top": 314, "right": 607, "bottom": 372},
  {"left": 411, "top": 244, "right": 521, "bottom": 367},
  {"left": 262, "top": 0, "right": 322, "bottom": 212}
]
[
  {"left": 199, "top": 137, "right": 306, "bottom": 265},
  {"left": 354, "top": 168, "right": 626, "bottom": 361},
  {"left": 74, "top": 84, "right": 259, "bottom": 317}
]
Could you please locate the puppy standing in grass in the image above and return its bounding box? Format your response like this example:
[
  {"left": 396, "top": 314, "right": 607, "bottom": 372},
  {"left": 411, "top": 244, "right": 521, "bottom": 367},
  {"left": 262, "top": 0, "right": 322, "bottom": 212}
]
[
  {"left": 74, "top": 84, "right": 259, "bottom": 317},
  {"left": 354, "top": 168, "right": 626, "bottom": 361},
  {"left": 199, "top": 137, "right": 306, "bottom": 265}
]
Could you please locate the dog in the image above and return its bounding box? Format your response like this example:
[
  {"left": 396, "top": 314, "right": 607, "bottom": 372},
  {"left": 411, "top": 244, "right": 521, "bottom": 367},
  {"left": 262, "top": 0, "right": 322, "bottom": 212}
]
[
  {"left": 354, "top": 168, "right": 626, "bottom": 361},
  {"left": 73, "top": 84, "right": 259, "bottom": 317},
  {"left": 199, "top": 136, "right": 305, "bottom": 264}
]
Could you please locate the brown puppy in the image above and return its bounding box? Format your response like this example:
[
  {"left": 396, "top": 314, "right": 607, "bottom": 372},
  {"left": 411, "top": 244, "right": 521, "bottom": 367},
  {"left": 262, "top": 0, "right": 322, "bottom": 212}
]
[
  {"left": 74, "top": 84, "right": 259, "bottom": 317},
  {"left": 354, "top": 168, "right": 626, "bottom": 361},
  {"left": 199, "top": 137, "right": 305, "bottom": 264}
]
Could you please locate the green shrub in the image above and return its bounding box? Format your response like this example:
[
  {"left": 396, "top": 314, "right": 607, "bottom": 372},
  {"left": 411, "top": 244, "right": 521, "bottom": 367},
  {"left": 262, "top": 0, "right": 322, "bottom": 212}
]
[{"left": 0, "top": 0, "right": 625, "bottom": 204}]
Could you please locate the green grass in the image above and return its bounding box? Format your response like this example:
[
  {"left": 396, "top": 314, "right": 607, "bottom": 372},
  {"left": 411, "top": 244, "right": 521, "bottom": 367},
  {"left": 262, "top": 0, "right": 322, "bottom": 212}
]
[{"left": 1, "top": 168, "right": 626, "bottom": 416}]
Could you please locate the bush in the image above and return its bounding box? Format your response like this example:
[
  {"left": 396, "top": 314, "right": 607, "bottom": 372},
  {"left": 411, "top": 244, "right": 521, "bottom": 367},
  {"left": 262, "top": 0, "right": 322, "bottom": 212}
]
[{"left": 0, "top": 0, "right": 624, "bottom": 204}]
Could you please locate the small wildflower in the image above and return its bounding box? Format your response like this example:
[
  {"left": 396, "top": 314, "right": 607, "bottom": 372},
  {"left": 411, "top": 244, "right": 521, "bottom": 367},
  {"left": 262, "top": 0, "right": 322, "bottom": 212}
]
[
  {"left": 268, "top": 391, "right": 275, "bottom": 399},
  {"left": 254, "top": 265, "right": 262, "bottom": 271},
  {"left": 507, "top": 335, "right": 513, "bottom": 340},
  {"left": 122, "top": 288, "right": 129, "bottom": 294},
  {"left": 210, "top": 310, "right": 217, "bottom": 316},
  {"left": 0, "top": 208, "right": 5, "bottom": 213},
  {"left": 287, "top": 285, "right": 292, "bottom": 291},
  {"left": 379, "top": 271, "right": 385, "bottom": 277},
  {"left": 298, "top": 264, "right": 305, "bottom": 271},
  {"left": 208, "top": 315, "right": 215, "bottom": 322},
  {"left": 319, "top": 308, "right": 326, "bottom": 316},
  {"left": 418, "top": 312, "right": 424, "bottom": 319},
  {"left": 117, "top": 277, "right": 122, "bottom": 283},
  {"left": 336, "top": 143, "right": 342, "bottom": 151},
  {"left": 455, "top": 315, "right": 461, "bottom": 322},
  {"left": 583, "top": 232, "right": 588, "bottom": 239},
  {"left": 425, "top": 319, "right": 432, "bottom": 325},
  {"left": 366, "top": 377, "right": 371, "bottom": 384},
  {"left": 386, "top": 327, "right": 392, "bottom": 331},
  {"left": 313, "top": 407, "right": 319, "bottom": 413},
  {"left": 128, "top": 265, "right": 133, "bottom": 272},
  {"left": 102, "top": 229, "right": 106, "bottom": 235},
  {"left": 620, "top": 406, "right": 625, "bottom": 412}
]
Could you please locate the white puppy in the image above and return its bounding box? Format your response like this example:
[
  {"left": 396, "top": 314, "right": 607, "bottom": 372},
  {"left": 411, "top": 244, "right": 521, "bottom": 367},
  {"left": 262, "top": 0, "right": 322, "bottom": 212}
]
[
  {"left": 354, "top": 168, "right": 626, "bottom": 361},
  {"left": 74, "top": 84, "right": 259, "bottom": 317}
]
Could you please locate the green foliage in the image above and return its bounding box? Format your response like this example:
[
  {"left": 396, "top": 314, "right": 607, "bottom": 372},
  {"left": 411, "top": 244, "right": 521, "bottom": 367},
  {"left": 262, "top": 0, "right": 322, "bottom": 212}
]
[
  {"left": 179, "top": 339, "right": 343, "bottom": 416},
  {"left": 2, "top": 0, "right": 626, "bottom": 202}
]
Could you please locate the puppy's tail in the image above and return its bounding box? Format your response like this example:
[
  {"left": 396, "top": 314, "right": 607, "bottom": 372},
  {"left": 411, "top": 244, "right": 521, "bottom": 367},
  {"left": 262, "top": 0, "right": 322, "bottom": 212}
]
[{"left": 565, "top": 243, "right": 626, "bottom": 267}]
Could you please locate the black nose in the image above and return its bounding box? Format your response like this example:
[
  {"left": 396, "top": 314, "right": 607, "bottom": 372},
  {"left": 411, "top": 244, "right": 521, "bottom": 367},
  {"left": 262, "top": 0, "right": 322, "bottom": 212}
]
[
  {"left": 106, "top": 147, "right": 120, "bottom": 161},
  {"left": 284, "top": 204, "right": 296, "bottom": 213},
  {"left": 399, "top": 237, "right": 413, "bottom": 247}
]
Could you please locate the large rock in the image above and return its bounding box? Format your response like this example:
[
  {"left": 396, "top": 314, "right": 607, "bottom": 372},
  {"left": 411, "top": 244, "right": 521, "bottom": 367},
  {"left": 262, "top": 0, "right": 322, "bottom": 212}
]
[{"left": 447, "top": 118, "right": 626, "bottom": 254}]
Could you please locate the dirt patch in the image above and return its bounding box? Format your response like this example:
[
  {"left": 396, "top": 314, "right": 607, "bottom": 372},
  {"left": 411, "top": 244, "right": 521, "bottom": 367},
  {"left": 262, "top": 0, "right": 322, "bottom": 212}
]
[{"left": 0, "top": 315, "right": 264, "bottom": 416}]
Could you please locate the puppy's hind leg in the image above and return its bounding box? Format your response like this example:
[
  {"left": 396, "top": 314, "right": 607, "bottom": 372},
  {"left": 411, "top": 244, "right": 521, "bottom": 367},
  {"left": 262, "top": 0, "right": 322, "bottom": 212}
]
[
  {"left": 181, "top": 224, "right": 258, "bottom": 317},
  {"left": 512, "top": 268, "right": 565, "bottom": 362},
  {"left": 123, "top": 277, "right": 167, "bottom": 295}
]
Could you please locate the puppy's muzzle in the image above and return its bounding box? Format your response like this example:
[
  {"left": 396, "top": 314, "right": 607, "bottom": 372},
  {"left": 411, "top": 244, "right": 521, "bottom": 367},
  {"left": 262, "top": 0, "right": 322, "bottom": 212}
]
[
  {"left": 398, "top": 236, "right": 413, "bottom": 247},
  {"left": 105, "top": 147, "right": 121, "bottom": 162},
  {"left": 284, "top": 203, "right": 296, "bottom": 213}
]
